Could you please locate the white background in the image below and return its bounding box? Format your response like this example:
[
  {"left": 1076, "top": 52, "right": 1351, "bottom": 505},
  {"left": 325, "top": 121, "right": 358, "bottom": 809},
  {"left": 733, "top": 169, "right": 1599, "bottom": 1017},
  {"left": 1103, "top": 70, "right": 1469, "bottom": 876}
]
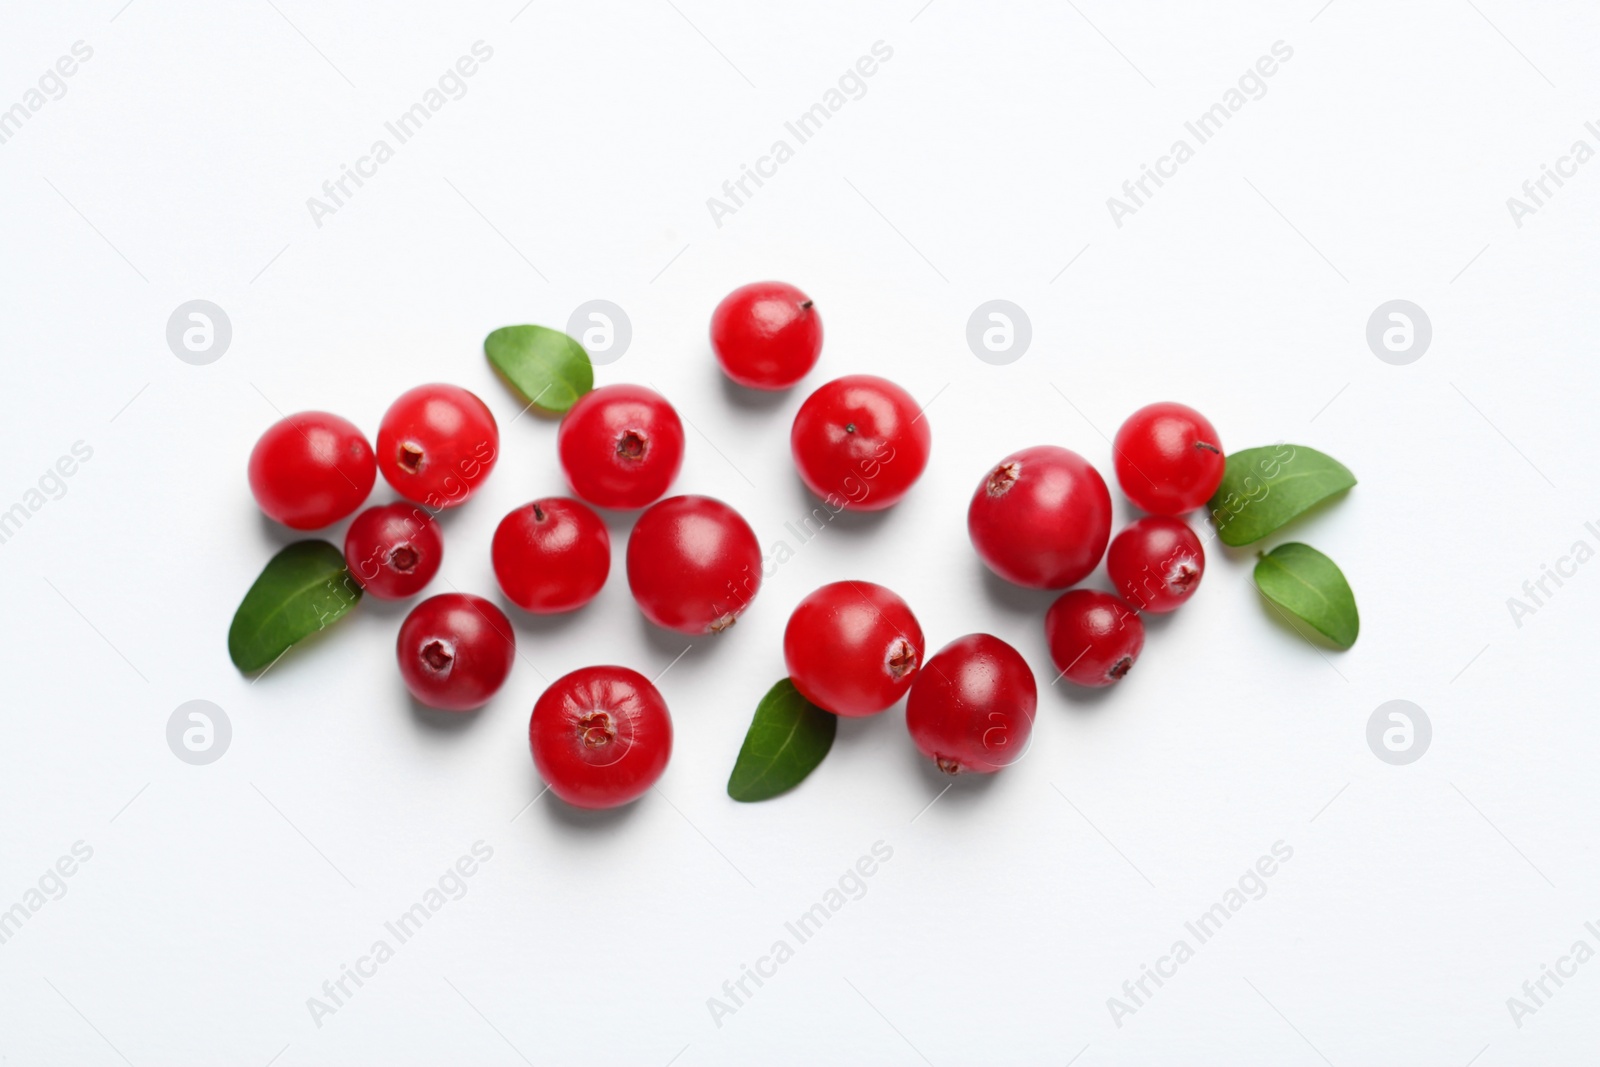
[{"left": 2, "top": 1, "right": 1598, "bottom": 1064}]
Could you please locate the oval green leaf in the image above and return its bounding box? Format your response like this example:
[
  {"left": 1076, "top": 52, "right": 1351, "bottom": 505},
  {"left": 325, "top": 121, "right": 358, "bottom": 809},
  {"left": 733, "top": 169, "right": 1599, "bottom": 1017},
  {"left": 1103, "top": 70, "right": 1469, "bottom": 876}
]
[
  {"left": 484, "top": 324, "right": 594, "bottom": 415},
  {"left": 727, "top": 679, "right": 838, "bottom": 802},
  {"left": 1253, "top": 542, "right": 1359, "bottom": 650},
  {"left": 229, "top": 541, "right": 362, "bottom": 673},
  {"left": 1208, "top": 444, "right": 1356, "bottom": 547}
]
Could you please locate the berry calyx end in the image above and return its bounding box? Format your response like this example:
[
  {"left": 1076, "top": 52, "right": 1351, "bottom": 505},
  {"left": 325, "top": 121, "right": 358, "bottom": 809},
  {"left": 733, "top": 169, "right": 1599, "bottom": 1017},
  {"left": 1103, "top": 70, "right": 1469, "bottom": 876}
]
[{"left": 987, "top": 461, "right": 1019, "bottom": 497}]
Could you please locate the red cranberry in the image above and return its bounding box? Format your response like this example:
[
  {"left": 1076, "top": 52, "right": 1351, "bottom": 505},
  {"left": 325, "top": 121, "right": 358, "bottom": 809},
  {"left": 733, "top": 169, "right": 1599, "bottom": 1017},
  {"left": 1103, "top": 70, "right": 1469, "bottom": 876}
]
[
  {"left": 557, "top": 384, "right": 685, "bottom": 510},
  {"left": 492, "top": 497, "right": 610, "bottom": 613},
  {"left": 376, "top": 384, "right": 499, "bottom": 510},
  {"left": 247, "top": 411, "right": 375, "bottom": 529},
  {"left": 1105, "top": 517, "right": 1205, "bottom": 613},
  {"left": 529, "top": 665, "right": 673, "bottom": 809},
  {"left": 396, "top": 593, "right": 515, "bottom": 711},
  {"left": 905, "top": 634, "right": 1036, "bottom": 775},
  {"left": 784, "top": 581, "right": 923, "bottom": 717},
  {"left": 343, "top": 502, "right": 443, "bottom": 600},
  {"left": 626, "top": 495, "right": 761, "bottom": 634},
  {"left": 1113, "top": 402, "right": 1225, "bottom": 516},
  {"left": 967, "top": 445, "right": 1111, "bottom": 589},
  {"left": 1045, "top": 590, "right": 1144, "bottom": 687},
  {"left": 790, "top": 375, "right": 930, "bottom": 511},
  {"left": 710, "top": 281, "right": 823, "bottom": 390}
]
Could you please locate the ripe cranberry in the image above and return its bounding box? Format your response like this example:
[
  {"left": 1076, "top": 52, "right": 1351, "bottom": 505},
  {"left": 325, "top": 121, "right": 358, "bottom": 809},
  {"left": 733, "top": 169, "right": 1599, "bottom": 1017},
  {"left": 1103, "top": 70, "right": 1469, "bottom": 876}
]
[
  {"left": 626, "top": 495, "right": 760, "bottom": 634},
  {"left": 1113, "top": 402, "right": 1225, "bottom": 516},
  {"left": 784, "top": 581, "right": 923, "bottom": 717},
  {"left": 396, "top": 593, "right": 516, "bottom": 711},
  {"left": 710, "top": 281, "right": 823, "bottom": 390},
  {"left": 967, "top": 445, "right": 1111, "bottom": 589},
  {"left": 492, "top": 497, "right": 610, "bottom": 613},
  {"left": 790, "top": 375, "right": 930, "bottom": 512},
  {"left": 343, "top": 503, "right": 443, "bottom": 600},
  {"left": 1106, "top": 517, "right": 1205, "bottom": 613},
  {"left": 376, "top": 384, "right": 499, "bottom": 509},
  {"left": 557, "top": 384, "right": 685, "bottom": 510},
  {"left": 247, "top": 411, "right": 376, "bottom": 529},
  {"left": 905, "top": 634, "right": 1036, "bottom": 775},
  {"left": 1045, "top": 590, "right": 1144, "bottom": 688},
  {"left": 529, "top": 665, "right": 673, "bottom": 810}
]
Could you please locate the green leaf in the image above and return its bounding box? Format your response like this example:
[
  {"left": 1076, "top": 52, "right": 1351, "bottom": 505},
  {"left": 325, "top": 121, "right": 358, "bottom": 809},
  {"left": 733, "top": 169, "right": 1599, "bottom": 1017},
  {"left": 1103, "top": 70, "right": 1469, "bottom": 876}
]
[
  {"left": 1208, "top": 444, "right": 1356, "bottom": 547},
  {"left": 727, "top": 679, "right": 838, "bottom": 802},
  {"left": 484, "top": 325, "right": 594, "bottom": 415},
  {"left": 1253, "top": 542, "right": 1359, "bottom": 650},
  {"left": 228, "top": 541, "right": 362, "bottom": 672}
]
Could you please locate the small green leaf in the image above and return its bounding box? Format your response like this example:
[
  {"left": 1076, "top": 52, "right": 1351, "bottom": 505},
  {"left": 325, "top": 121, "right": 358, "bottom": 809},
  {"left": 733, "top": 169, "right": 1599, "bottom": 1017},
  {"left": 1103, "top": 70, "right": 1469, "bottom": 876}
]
[
  {"left": 1253, "top": 542, "right": 1359, "bottom": 649},
  {"left": 1208, "top": 444, "right": 1356, "bottom": 547},
  {"left": 727, "top": 679, "right": 838, "bottom": 802},
  {"left": 229, "top": 541, "right": 362, "bottom": 672},
  {"left": 484, "top": 325, "right": 594, "bottom": 414}
]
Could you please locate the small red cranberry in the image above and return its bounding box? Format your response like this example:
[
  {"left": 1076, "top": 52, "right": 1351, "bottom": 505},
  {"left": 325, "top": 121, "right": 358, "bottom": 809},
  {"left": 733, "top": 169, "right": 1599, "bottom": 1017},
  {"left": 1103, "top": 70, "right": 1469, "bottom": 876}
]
[
  {"left": 492, "top": 497, "right": 610, "bottom": 613},
  {"left": 967, "top": 445, "right": 1111, "bottom": 589},
  {"left": 529, "top": 665, "right": 673, "bottom": 809},
  {"left": 905, "top": 634, "right": 1036, "bottom": 775},
  {"left": 784, "top": 581, "right": 923, "bottom": 717},
  {"left": 376, "top": 384, "right": 499, "bottom": 509},
  {"left": 1105, "top": 517, "right": 1205, "bottom": 613},
  {"left": 557, "top": 384, "right": 685, "bottom": 510},
  {"left": 1112, "top": 402, "right": 1225, "bottom": 516},
  {"left": 1045, "top": 590, "right": 1145, "bottom": 688},
  {"left": 343, "top": 502, "right": 443, "bottom": 600},
  {"left": 790, "top": 375, "right": 930, "bottom": 511},
  {"left": 248, "top": 411, "right": 375, "bottom": 529},
  {"left": 710, "top": 281, "right": 823, "bottom": 390},
  {"left": 396, "top": 593, "right": 515, "bottom": 711},
  {"left": 626, "top": 495, "right": 761, "bottom": 634}
]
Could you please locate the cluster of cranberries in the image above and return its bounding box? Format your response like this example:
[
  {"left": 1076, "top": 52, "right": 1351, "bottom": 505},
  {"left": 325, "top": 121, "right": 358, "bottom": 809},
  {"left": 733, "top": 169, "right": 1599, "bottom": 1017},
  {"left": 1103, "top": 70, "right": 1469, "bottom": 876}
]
[
  {"left": 246, "top": 278, "right": 1226, "bottom": 803},
  {"left": 1017, "top": 403, "right": 1216, "bottom": 694},
  {"left": 247, "top": 283, "right": 832, "bottom": 807},
  {"left": 975, "top": 401, "right": 1224, "bottom": 696},
  {"left": 779, "top": 403, "right": 1222, "bottom": 777}
]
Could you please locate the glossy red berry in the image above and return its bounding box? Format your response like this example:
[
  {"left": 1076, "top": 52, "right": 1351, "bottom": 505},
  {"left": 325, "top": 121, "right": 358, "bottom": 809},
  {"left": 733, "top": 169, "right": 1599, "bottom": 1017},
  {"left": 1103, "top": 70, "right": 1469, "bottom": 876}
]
[
  {"left": 1106, "top": 517, "right": 1205, "bottom": 613},
  {"left": 784, "top": 581, "right": 923, "bottom": 717},
  {"left": 396, "top": 593, "right": 515, "bottom": 711},
  {"left": 1113, "top": 402, "right": 1225, "bottom": 516},
  {"left": 492, "top": 497, "right": 610, "bottom": 613},
  {"left": 710, "top": 281, "right": 823, "bottom": 390},
  {"left": 967, "top": 445, "right": 1111, "bottom": 589},
  {"left": 376, "top": 384, "right": 499, "bottom": 509},
  {"left": 558, "top": 384, "right": 685, "bottom": 510},
  {"left": 247, "top": 411, "right": 376, "bottom": 529},
  {"left": 905, "top": 634, "right": 1036, "bottom": 775},
  {"left": 343, "top": 503, "right": 443, "bottom": 600},
  {"left": 1045, "top": 590, "right": 1144, "bottom": 688},
  {"left": 790, "top": 375, "right": 930, "bottom": 511},
  {"left": 529, "top": 665, "right": 672, "bottom": 810},
  {"left": 626, "top": 495, "right": 760, "bottom": 634}
]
